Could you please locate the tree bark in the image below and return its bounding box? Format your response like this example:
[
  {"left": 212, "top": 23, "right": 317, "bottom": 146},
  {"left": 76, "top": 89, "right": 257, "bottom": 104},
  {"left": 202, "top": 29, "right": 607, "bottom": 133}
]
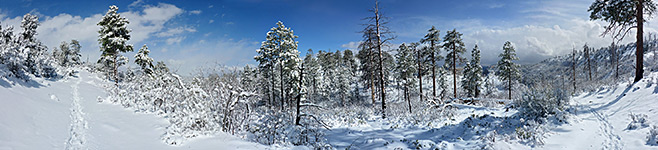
[
  {"left": 452, "top": 42, "right": 457, "bottom": 98},
  {"left": 635, "top": 0, "right": 644, "bottom": 82},
  {"left": 295, "top": 63, "right": 303, "bottom": 125},
  {"left": 431, "top": 41, "right": 436, "bottom": 98},
  {"left": 417, "top": 47, "right": 423, "bottom": 102},
  {"left": 375, "top": 2, "right": 386, "bottom": 119}
]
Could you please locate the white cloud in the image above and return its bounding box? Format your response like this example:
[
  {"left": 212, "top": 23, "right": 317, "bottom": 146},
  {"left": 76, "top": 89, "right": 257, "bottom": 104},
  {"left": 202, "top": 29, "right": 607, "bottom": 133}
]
[
  {"left": 209, "top": 19, "right": 214, "bottom": 24},
  {"left": 166, "top": 36, "right": 184, "bottom": 45},
  {"left": 122, "top": 3, "right": 184, "bottom": 44},
  {"left": 189, "top": 10, "right": 202, "bottom": 15},
  {"left": 156, "top": 26, "right": 196, "bottom": 37},
  {"left": 159, "top": 38, "right": 259, "bottom": 75},
  {"left": 341, "top": 41, "right": 361, "bottom": 50},
  {"left": 128, "top": 0, "right": 144, "bottom": 8}
]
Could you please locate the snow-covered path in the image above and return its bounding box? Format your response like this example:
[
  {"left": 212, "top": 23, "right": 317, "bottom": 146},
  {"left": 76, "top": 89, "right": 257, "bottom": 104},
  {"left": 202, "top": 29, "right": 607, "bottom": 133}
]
[
  {"left": 65, "top": 74, "right": 88, "bottom": 150},
  {"left": 0, "top": 69, "right": 265, "bottom": 150},
  {"left": 542, "top": 78, "right": 658, "bottom": 150}
]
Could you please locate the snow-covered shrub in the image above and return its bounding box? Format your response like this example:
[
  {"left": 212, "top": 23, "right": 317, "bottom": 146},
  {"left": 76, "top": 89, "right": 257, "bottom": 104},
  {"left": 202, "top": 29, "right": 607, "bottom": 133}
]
[
  {"left": 514, "top": 119, "right": 545, "bottom": 146},
  {"left": 627, "top": 113, "right": 649, "bottom": 130},
  {"left": 648, "top": 125, "right": 658, "bottom": 146},
  {"left": 515, "top": 86, "right": 569, "bottom": 121}
]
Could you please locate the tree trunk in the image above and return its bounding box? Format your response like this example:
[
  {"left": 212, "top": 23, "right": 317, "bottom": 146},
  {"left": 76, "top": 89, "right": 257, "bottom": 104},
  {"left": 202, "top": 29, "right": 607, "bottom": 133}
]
[
  {"left": 369, "top": 46, "right": 376, "bottom": 106},
  {"left": 280, "top": 62, "right": 285, "bottom": 110},
  {"left": 573, "top": 48, "right": 577, "bottom": 94},
  {"left": 431, "top": 40, "right": 436, "bottom": 98},
  {"left": 296, "top": 63, "right": 303, "bottom": 125},
  {"left": 375, "top": 3, "right": 386, "bottom": 119},
  {"left": 452, "top": 43, "right": 457, "bottom": 98},
  {"left": 405, "top": 82, "right": 411, "bottom": 113},
  {"left": 114, "top": 55, "right": 118, "bottom": 86},
  {"left": 635, "top": 0, "right": 644, "bottom": 82},
  {"left": 417, "top": 48, "right": 423, "bottom": 102},
  {"left": 508, "top": 72, "right": 512, "bottom": 100}
]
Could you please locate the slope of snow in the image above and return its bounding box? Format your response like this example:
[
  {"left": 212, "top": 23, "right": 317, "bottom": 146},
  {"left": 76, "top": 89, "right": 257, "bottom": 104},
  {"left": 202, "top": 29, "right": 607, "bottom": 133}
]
[
  {"left": 0, "top": 68, "right": 265, "bottom": 150},
  {"left": 541, "top": 72, "right": 658, "bottom": 150}
]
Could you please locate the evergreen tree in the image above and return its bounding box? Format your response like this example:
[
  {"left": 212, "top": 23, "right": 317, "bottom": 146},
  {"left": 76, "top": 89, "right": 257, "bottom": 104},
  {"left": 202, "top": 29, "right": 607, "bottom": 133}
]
[
  {"left": 342, "top": 50, "right": 359, "bottom": 102},
  {"left": 302, "top": 49, "right": 319, "bottom": 102},
  {"left": 98, "top": 5, "right": 134, "bottom": 84},
  {"left": 357, "top": 27, "right": 378, "bottom": 105},
  {"left": 255, "top": 21, "right": 300, "bottom": 109},
  {"left": 462, "top": 45, "right": 483, "bottom": 98},
  {"left": 395, "top": 43, "right": 417, "bottom": 113},
  {"left": 420, "top": 26, "right": 442, "bottom": 98},
  {"left": 69, "top": 40, "right": 82, "bottom": 66},
  {"left": 442, "top": 29, "right": 466, "bottom": 98},
  {"left": 19, "top": 13, "right": 54, "bottom": 78},
  {"left": 589, "top": 0, "right": 657, "bottom": 82},
  {"left": 135, "top": 45, "right": 155, "bottom": 75},
  {"left": 496, "top": 41, "right": 520, "bottom": 100},
  {"left": 583, "top": 43, "right": 592, "bottom": 81}
]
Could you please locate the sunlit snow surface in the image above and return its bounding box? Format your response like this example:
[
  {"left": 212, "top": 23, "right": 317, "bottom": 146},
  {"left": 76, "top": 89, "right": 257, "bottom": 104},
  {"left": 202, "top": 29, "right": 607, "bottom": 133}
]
[
  {"left": 0, "top": 69, "right": 265, "bottom": 150},
  {"left": 1, "top": 67, "right": 658, "bottom": 149}
]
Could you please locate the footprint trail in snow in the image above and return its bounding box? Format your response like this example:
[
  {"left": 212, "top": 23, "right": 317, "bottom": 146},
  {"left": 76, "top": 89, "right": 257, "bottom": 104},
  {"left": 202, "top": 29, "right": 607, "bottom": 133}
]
[{"left": 65, "top": 73, "right": 88, "bottom": 150}]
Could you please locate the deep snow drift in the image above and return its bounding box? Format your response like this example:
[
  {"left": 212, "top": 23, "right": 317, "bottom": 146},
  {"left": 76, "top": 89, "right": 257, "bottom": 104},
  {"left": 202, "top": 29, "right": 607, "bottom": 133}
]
[{"left": 0, "top": 68, "right": 264, "bottom": 150}]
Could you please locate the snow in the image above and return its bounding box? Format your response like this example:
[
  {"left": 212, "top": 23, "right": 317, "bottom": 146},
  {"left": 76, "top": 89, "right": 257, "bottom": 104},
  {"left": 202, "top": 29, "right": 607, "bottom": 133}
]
[
  {"left": 539, "top": 73, "right": 658, "bottom": 150},
  {"left": 0, "top": 68, "right": 265, "bottom": 150}
]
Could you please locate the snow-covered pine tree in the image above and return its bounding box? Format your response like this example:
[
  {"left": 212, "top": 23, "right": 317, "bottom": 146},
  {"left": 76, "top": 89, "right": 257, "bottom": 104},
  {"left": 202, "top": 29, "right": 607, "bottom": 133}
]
[
  {"left": 68, "top": 40, "right": 82, "bottom": 66},
  {"left": 420, "top": 26, "right": 442, "bottom": 98},
  {"left": 54, "top": 41, "right": 69, "bottom": 66},
  {"left": 442, "top": 29, "right": 466, "bottom": 99},
  {"left": 98, "top": 5, "right": 134, "bottom": 84},
  {"left": 357, "top": 27, "right": 378, "bottom": 105},
  {"left": 1, "top": 24, "right": 27, "bottom": 78},
  {"left": 583, "top": 43, "right": 592, "bottom": 81},
  {"left": 254, "top": 21, "right": 301, "bottom": 110},
  {"left": 496, "top": 41, "right": 520, "bottom": 100},
  {"left": 395, "top": 43, "right": 417, "bottom": 113},
  {"left": 302, "top": 49, "right": 319, "bottom": 103},
  {"left": 342, "top": 49, "right": 359, "bottom": 103},
  {"left": 462, "top": 45, "right": 483, "bottom": 98},
  {"left": 19, "top": 13, "right": 54, "bottom": 78},
  {"left": 134, "top": 45, "right": 155, "bottom": 75}
]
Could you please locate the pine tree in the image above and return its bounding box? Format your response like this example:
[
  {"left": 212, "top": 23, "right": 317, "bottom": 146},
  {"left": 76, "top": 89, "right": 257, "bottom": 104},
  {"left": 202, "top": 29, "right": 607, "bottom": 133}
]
[
  {"left": 395, "top": 43, "right": 417, "bottom": 113},
  {"left": 255, "top": 21, "right": 300, "bottom": 110},
  {"left": 462, "top": 45, "right": 483, "bottom": 98},
  {"left": 358, "top": 27, "right": 378, "bottom": 106},
  {"left": 20, "top": 13, "right": 53, "bottom": 78},
  {"left": 589, "top": 0, "right": 657, "bottom": 82},
  {"left": 98, "top": 5, "right": 134, "bottom": 84},
  {"left": 583, "top": 44, "right": 592, "bottom": 81},
  {"left": 496, "top": 41, "right": 520, "bottom": 100},
  {"left": 420, "top": 26, "right": 442, "bottom": 99},
  {"left": 69, "top": 40, "right": 82, "bottom": 66},
  {"left": 135, "top": 45, "right": 155, "bottom": 75},
  {"left": 342, "top": 50, "right": 359, "bottom": 102},
  {"left": 442, "top": 29, "right": 466, "bottom": 98}
]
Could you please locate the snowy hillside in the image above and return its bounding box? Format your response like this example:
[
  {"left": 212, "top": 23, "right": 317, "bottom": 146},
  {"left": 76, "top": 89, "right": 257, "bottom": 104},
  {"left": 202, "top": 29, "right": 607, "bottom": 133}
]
[
  {"left": 540, "top": 72, "right": 658, "bottom": 149},
  {"left": 0, "top": 68, "right": 265, "bottom": 150}
]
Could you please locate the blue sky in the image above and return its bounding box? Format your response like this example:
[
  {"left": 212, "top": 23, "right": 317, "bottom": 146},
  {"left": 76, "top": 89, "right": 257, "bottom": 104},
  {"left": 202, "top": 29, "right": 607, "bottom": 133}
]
[{"left": 1, "top": 0, "right": 654, "bottom": 75}]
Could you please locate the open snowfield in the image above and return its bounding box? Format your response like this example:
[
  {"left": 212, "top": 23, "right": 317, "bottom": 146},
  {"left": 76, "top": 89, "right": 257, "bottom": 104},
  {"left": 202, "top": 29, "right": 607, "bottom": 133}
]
[{"left": 0, "top": 69, "right": 265, "bottom": 150}]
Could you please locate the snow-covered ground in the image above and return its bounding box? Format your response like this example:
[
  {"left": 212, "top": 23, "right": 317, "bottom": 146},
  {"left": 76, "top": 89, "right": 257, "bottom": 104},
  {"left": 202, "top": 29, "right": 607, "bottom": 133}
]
[
  {"left": 0, "top": 69, "right": 265, "bottom": 150},
  {"left": 540, "top": 73, "right": 658, "bottom": 150},
  {"left": 2, "top": 67, "right": 658, "bottom": 150}
]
